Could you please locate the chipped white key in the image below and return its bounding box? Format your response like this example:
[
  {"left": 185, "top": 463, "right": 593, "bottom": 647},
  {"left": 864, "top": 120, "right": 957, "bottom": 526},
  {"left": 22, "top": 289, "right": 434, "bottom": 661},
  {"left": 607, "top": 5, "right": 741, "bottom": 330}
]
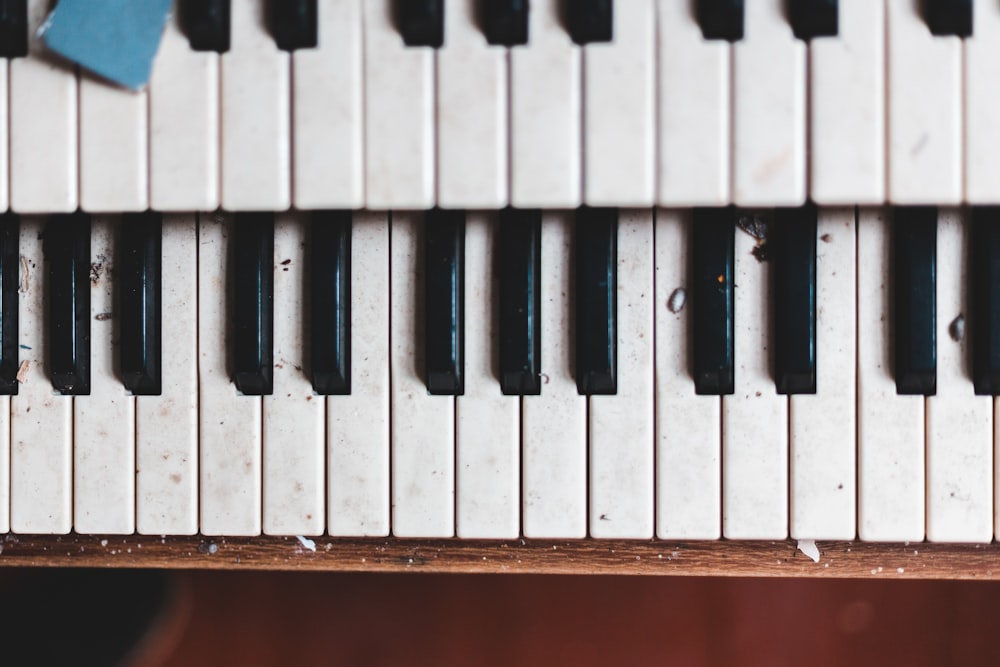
[
  {"left": 391, "top": 212, "right": 454, "bottom": 537},
  {"left": 656, "top": 0, "right": 730, "bottom": 206},
  {"left": 199, "top": 213, "right": 262, "bottom": 536},
  {"left": 456, "top": 212, "right": 519, "bottom": 538},
  {"left": 732, "top": 0, "right": 806, "bottom": 206},
  {"left": 809, "top": 0, "right": 885, "bottom": 204},
  {"left": 10, "top": 0, "right": 76, "bottom": 213},
  {"left": 436, "top": 0, "right": 506, "bottom": 208},
  {"left": 293, "top": 0, "right": 363, "bottom": 209},
  {"left": 221, "top": 0, "right": 290, "bottom": 211},
  {"left": 364, "top": 0, "right": 434, "bottom": 209},
  {"left": 328, "top": 212, "right": 390, "bottom": 537},
  {"left": 590, "top": 210, "right": 654, "bottom": 538},
  {"left": 858, "top": 207, "right": 924, "bottom": 541},
  {"left": 926, "top": 210, "right": 992, "bottom": 542},
  {"left": 149, "top": 11, "right": 219, "bottom": 211},
  {"left": 522, "top": 212, "right": 586, "bottom": 538},
  {"left": 655, "top": 209, "right": 721, "bottom": 539},
  {"left": 723, "top": 214, "right": 788, "bottom": 539},
  {"left": 263, "top": 213, "right": 324, "bottom": 536},
  {"left": 964, "top": 0, "right": 1000, "bottom": 203},
  {"left": 10, "top": 217, "right": 72, "bottom": 533},
  {"left": 789, "top": 209, "right": 856, "bottom": 540},
  {"left": 510, "top": 0, "right": 581, "bottom": 208},
  {"left": 137, "top": 215, "right": 198, "bottom": 535},
  {"left": 583, "top": 1, "right": 654, "bottom": 206},
  {"left": 886, "top": 0, "right": 962, "bottom": 204},
  {"left": 79, "top": 79, "right": 147, "bottom": 212}
]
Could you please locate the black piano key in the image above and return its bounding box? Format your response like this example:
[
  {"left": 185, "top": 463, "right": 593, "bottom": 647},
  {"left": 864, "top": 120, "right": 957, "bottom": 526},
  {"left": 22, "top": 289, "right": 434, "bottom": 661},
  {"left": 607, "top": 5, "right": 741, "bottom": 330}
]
[
  {"left": 233, "top": 212, "right": 274, "bottom": 396},
  {"left": 0, "top": 213, "right": 18, "bottom": 395},
  {"left": 270, "top": 0, "right": 317, "bottom": 51},
  {"left": 567, "top": 0, "right": 613, "bottom": 45},
  {"left": 972, "top": 207, "right": 1000, "bottom": 395},
  {"left": 179, "top": 0, "right": 230, "bottom": 52},
  {"left": 483, "top": 0, "right": 529, "bottom": 46},
  {"left": 575, "top": 207, "right": 616, "bottom": 396},
  {"left": 311, "top": 210, "right": 351, "bottom": 395},
  {"left": 789, "top": 0, "right": 838, "bottom": 40},
  {"left": 0, "top": 0, "right": 28, "bottom": 58},
  {"left": 772, "top": 205, "right": 817, "bottom": 394},
  {"left": 926, "top": 0, "right": 972, "bottom": 37},
  {"left": 425, "top": 209, "right": 464, "bottom": 395},
  {"left": 396, "top": 0, "right": 444, "bottom": 48},
  {"left": 46, "top": 213, "right": 90, "bottom": 396},
  {"left": 697, "top": 0, "right": 744, "bottom": 41},
  {"left": 692, "top": 207, "right": 734, "bottom": 395},
  {"left": 119, "top": 212, "right": 162, "bottom": 396},
  {"left": 498, "top": 208, "right": 541, "bottom": 395},
  {"left": 893, "top": 206, "right": 936, "bottom": 396}
]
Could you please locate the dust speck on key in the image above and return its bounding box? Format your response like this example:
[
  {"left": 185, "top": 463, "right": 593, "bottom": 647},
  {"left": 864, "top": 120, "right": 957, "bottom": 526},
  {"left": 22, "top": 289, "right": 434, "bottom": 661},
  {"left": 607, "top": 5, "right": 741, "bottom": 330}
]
[
  {"left": 667, "top": 287, "right": 686, "bottom": 314},
  {"left": 949, "top": 314, "right": 965, "bottom": 342},
  {"left": 198, "top": 541, "right": 219, "bottom": 555}
]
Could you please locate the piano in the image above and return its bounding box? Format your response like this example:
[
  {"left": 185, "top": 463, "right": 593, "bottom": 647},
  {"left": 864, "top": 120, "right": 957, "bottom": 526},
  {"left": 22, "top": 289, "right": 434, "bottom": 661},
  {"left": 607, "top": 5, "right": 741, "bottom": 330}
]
[{"left": 2, "top": 0, "right": 1000, "bottom": 579}]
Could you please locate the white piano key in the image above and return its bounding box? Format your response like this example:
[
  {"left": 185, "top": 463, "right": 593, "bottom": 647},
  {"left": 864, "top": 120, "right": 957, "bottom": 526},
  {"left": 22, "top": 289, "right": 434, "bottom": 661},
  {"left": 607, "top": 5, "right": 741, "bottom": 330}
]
[
  {"left": 79, "top": 79, "right": 147, "bottom": 212},
  {"left": 328, "top": 212, "right": 390, "bottom": 537},
  {"left": 136, "top": 215, "right": 198, "bottom": 535},
  {"left": 589, "top": 210, "right": 654, "bottom": 538},
  {"left": 0, "top": 62, "right": 8, "bottom": 212},
  {"left": 221, "top": 0, "right": 290, "bottom": 211},
  {"left": 149, "top": 11, "right": 220, "bottom": 211},
  {"left": 809, "top": 0, "right": 885, "bottom": 205},
  {"left": 789, "top": 209, "right": 857, "bottom": 540},
  {"left": 364, "top": 0, "right": 435, "bottom": 209},
  {"left": 390, "top": 212, "right": 454, "bottom": 537},
  {"left": 656, "top": 0, "right": 730, "bottom": 206},
  {"left": 886, "top": 0, "right": 962, "bottom": 204},
  {"left": 73, "top": 217, "right": 135, "bottom": 534},
  {"left": 293, "top": 0, "right": 364, "bottom": 209},
  {"left": 582, "top": 1, "right": 654, "bottom": 207},
  {"left": 509, "top": 0, "right": 581, "bottom": 208},
  {"left": 964, "top": 0, "right": 1000, "bottom": 203},
  {"left": 522, "top": 212, "right": 587, "bottom": 538},
  {"left": 9, "top": 0, "right": 76, "bottom": 213},
  {"left": 654, "top": 209, "right": 721, "bottom": 540},
  {"left": 732, "top": 0, "right": 806, "bottom": 206},
  {"left": 722, "top": 213, "right": 788, "bottom": 539},
  {"left": 926, "top": 210, "right": 992, "bottom": 542},
  {"left": 263, "top": 213, "right": 324, "bottom": 536},
  {"left": 10, "top": 217, "right": 72, "bottom": 533},
  {"left": 199, "top": 213, "right": 262, "bottom": 536},
  {"left": 857, "top": 207, "right": 924, "bottom": 541},
  {"left": 456, "top": 212, "right": 519, "bottom": 538},
  {"left": 0, "top": 395, "right": 7, "bottom": 533},
  {"left": 436, "top": 0, "right": 507, "bottom": 208}
]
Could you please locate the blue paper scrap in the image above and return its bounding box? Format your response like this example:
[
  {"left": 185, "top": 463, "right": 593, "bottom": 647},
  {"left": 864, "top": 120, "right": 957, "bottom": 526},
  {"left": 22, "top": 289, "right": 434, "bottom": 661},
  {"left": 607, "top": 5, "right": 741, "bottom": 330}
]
[{"left": 41, "top": 0, "right": 173, "bottom": 90}]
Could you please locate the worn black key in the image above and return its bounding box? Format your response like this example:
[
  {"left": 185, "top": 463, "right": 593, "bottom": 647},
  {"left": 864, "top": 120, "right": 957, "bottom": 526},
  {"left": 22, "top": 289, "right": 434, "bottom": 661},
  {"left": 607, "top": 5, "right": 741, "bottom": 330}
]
[
  {"left": 567, "top": 0, "right": 613, "bottom": 45},
  {"left": 697, "top": 0, "right": 744, "bottom": 41},
  {"left": 0, "top": 0, "right": 28, "bottom": 58},
  {"left": 396, "top": 0, "right": 444, "bottom": 48},
  {"left": 0, "top": 213, "right": 18, "bottom": 395},
  {"left": 772, "top": 205, "right": 817, "bottom": 394},
  {"left": 270, "top": 0, "right": 317, "bottom": 50},
  {"left": 692, "top": 208, "right": 734, "bottom": 395},
  {"left": 498, "top": 208, "right": 541, "bottom": 395},
  {"left": 575, "top": 207, "right": 616, "bottom": 395},
  {"left": 790, "top": 0, "right": 838, "bottom": 40},
  {"left": 311, "top": 210, "right": 351, "bottom": 395},
  {"left": 46, "top": 212, "right": 90, "bottom": 396},
  {"left": 483, "top": 0, "right": 528, "bottom": 46},
  {"left": 179, "top": 0, "right": 230, "bottom": 52},
  {"left": 893, "top": 206, "right": 936, "bottom": 395},
  {"left": 972, "top": 207, "right": 1000, "bottom": 395},
  {"left": 425, "top": 209, "right": 464, "bottom": 395},
  {"left": 926, "top": 0, "right": 972, "bottom": 37},
  {"left": 119, "top": 212, "right": 161, "bottom": 396},
  {"left": 233, "top": 212, "right": 274, "bottom": 395}
]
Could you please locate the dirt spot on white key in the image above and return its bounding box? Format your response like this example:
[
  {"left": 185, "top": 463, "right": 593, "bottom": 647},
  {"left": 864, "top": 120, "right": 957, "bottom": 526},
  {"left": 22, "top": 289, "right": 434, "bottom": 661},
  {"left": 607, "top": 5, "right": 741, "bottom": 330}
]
[
  {"left": 737, "top": 212, "right": 771, "bottom": 263},
  {"left": 95, "top": 312, "right": 112, "bottom": 321},
  {"left": 821, "top": 234, "right": 833, "bottom": 243},
  {"left": 170, "top": 474, "right": 182, "bottom": 485},
  {"left": 949, "top": 314, "right": 965, "bottom": 342},
  {"left": 90, "top": 256, "right": 106, "bottom": 285}
]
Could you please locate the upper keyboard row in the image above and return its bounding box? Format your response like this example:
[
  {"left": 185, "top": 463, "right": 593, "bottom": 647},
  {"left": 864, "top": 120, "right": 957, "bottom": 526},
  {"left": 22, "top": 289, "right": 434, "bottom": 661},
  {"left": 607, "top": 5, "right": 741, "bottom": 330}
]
[{"left": 0, "top": 0, "right": 994, "bottom": 212}]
